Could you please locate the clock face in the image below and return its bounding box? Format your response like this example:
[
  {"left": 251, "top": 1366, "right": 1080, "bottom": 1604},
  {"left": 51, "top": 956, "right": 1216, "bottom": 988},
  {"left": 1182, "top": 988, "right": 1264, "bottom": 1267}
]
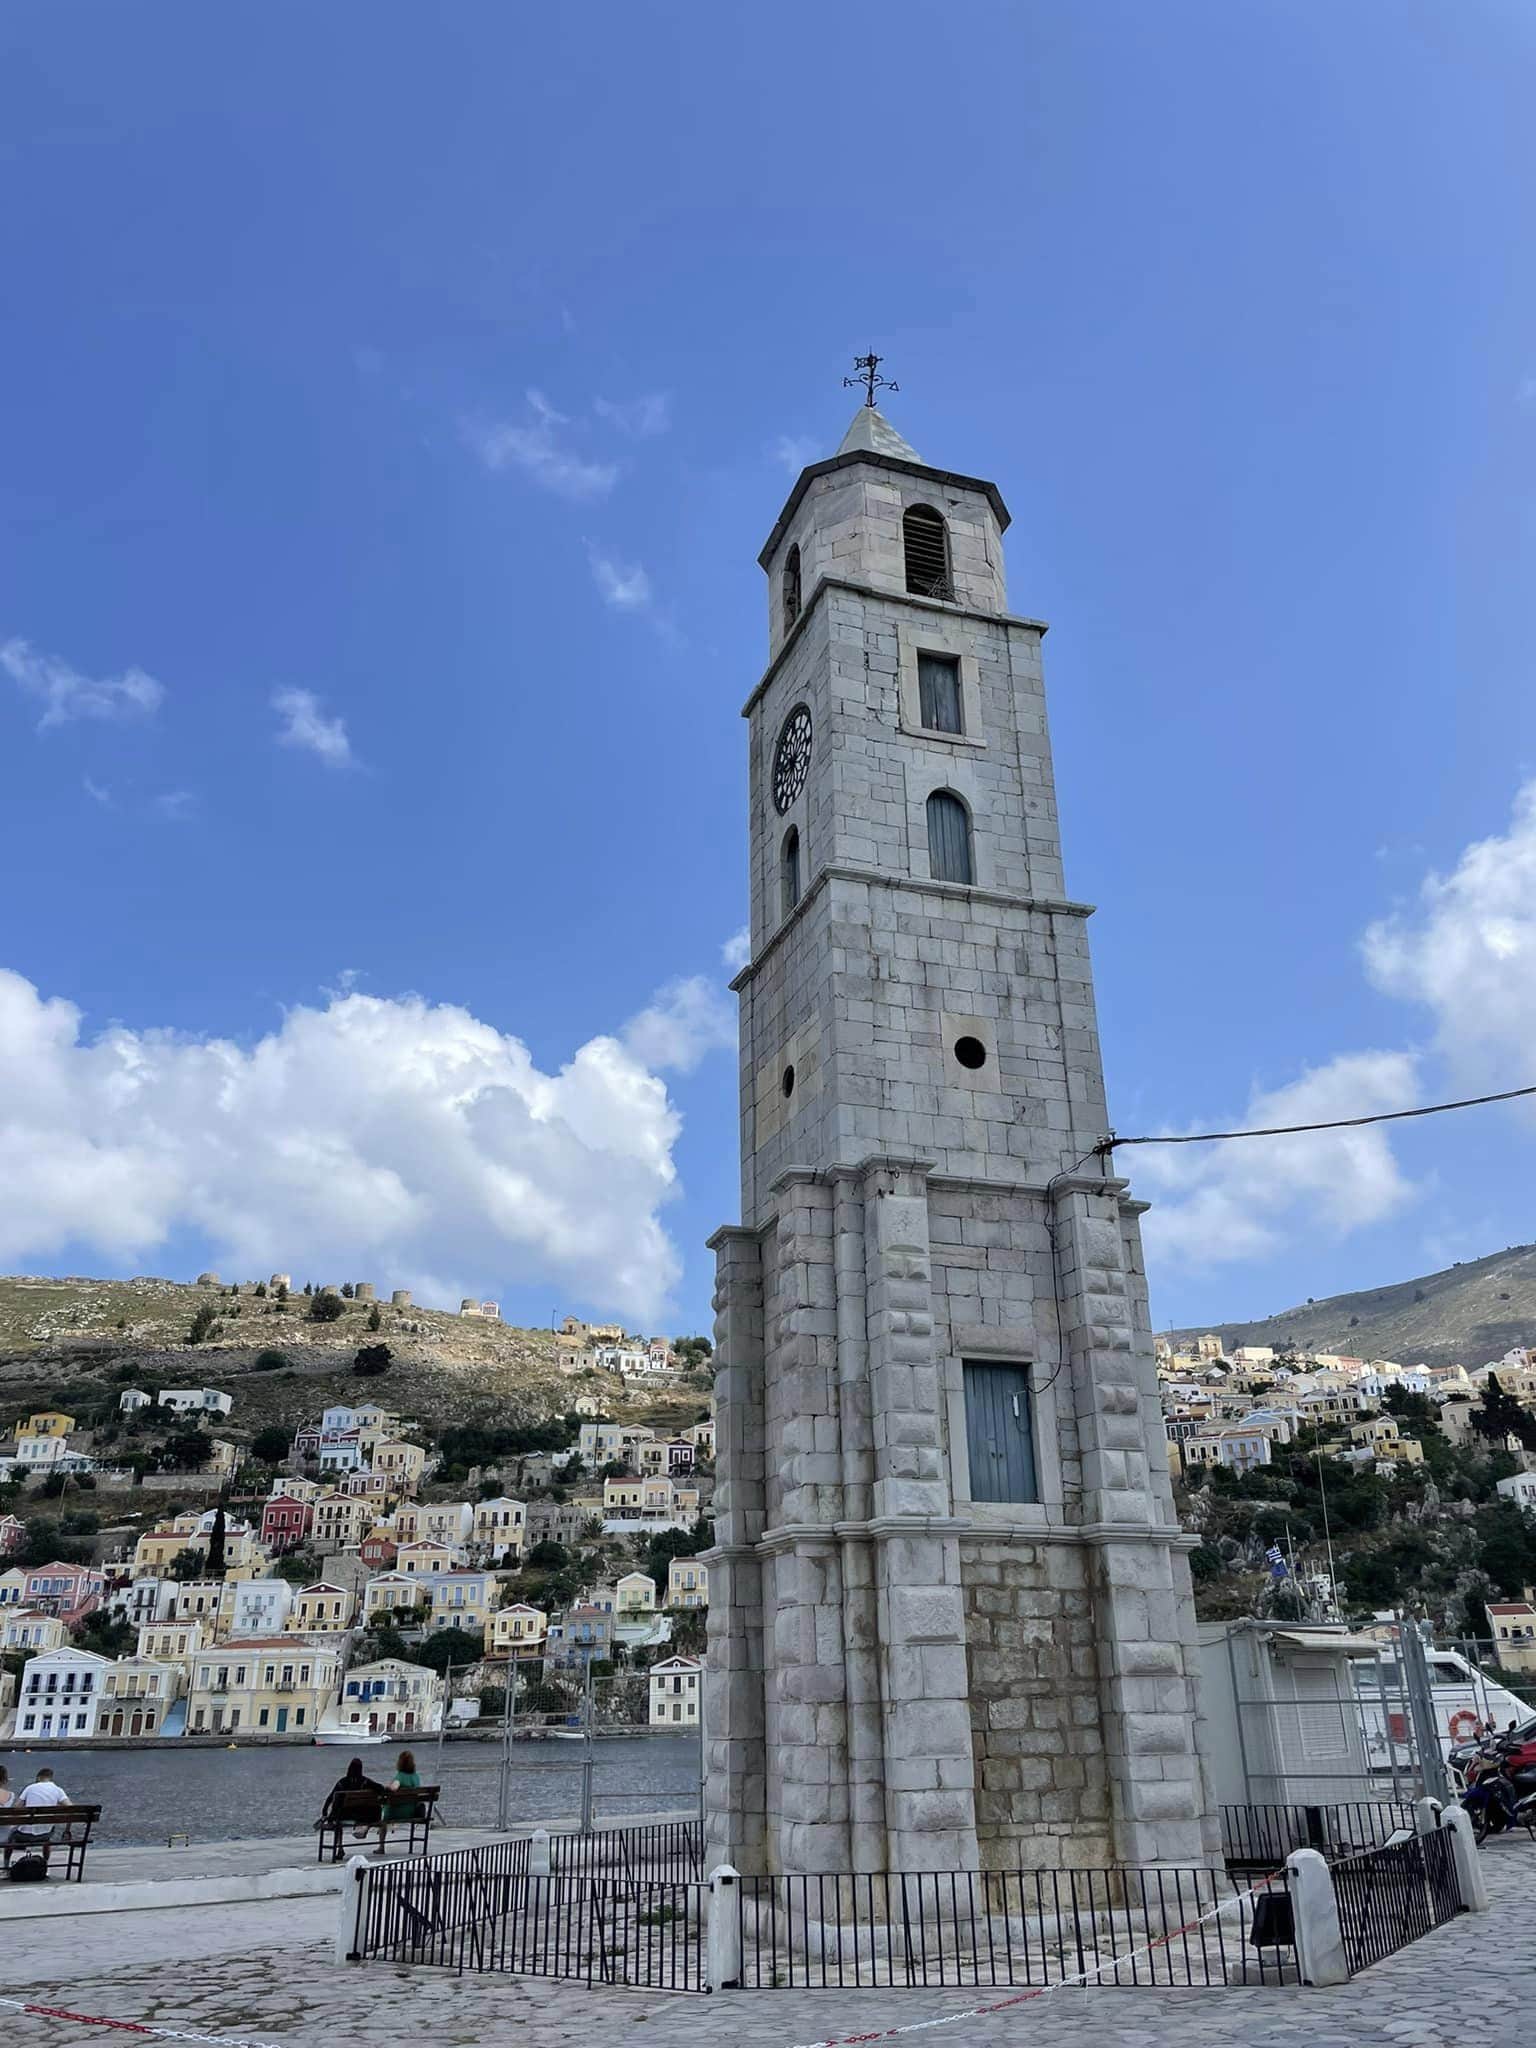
[{"left": 773, "top": 705, "right": 812, "bottom": 815}]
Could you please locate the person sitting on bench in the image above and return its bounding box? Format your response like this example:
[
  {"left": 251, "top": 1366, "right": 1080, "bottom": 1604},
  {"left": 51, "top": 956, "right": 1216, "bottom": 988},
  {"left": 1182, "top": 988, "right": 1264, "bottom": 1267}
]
[
  {"left": 320, "top": 1757, "right": 386, "bottom": 1842},
  {"left": 4, "top": 1767, "right": 73, "bottom": 1873}
]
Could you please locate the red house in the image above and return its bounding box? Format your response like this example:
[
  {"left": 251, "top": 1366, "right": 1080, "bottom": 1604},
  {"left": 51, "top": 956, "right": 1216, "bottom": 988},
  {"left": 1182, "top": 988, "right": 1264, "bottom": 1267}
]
[
  {"left": 261, "top": 1493, "right": 315, "bottom": 1556},
  {"left": 357, "top": 1528, "right": 398, "bottom": 1570}
]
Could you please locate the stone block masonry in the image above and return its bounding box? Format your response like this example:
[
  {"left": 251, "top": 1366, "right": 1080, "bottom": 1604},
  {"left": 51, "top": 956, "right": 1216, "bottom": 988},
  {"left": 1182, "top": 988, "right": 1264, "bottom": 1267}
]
[{"left": 705, "top": 406, "right": 1211, "bottom": 1879}]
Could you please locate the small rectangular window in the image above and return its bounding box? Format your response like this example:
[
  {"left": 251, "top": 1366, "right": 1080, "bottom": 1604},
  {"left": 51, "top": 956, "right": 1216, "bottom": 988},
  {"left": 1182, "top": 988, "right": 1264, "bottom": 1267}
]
[
  {"left": 962, "top": 1360, "right": 1039, "bottom": 1504},
  {"left": 918, "top": 652, "right": 962, "bottom": 735}
]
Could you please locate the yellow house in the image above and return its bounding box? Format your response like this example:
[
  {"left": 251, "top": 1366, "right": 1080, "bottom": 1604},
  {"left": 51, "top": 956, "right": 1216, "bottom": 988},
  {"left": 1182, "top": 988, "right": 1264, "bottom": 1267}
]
[
  {"left": 361, "top": 1571, "right": 424, "bottom": 1622},
  {"left": 16, "top": 1411, "right": 75, "bottom": 1439},
  {"left": 186, "top": 1637, "right": 342, "bottom": 1736},
  {"left": 616, "top": 1571, "right": 657, "bottom": 1615},
  {"left": 171, "top": 1580, "right": 238, "bottom": 1636},
  {"left": 373, "top": 1440, "right": 427, "bottom": 1493},
  {"left": 667, "top": 1558, "right": 708, "bottom": 1609},
  {"left": 425, "top": 1570, "right": 493, "bottom": 1634},
  {"left": 471, "top": 1497, "right": 526, "bottom": 1561},
  {"left": 132, "top": 1517, "right": 205, "bottom": 1575},
  {"left": 99, "top": 1657, "right": 184, "bottom": 1736},
  {"left": 483, "top": 1601, "right": 548, "bottom": 1659},
  {"left": 313, "top": 1492, "right": 371, "bottom": 1552},
  {"left": 399, "top": 1540, "right": 461, "bottom": 1578},
  {"left": 2, "top": 1610, "right": 68, "bottom": 1652},
  {"left": 137, "top": 1619, "right": 205, "bottom": 1663},
  {"left": 286, "top": 1581, "right": 355, "bottom": 1632}
]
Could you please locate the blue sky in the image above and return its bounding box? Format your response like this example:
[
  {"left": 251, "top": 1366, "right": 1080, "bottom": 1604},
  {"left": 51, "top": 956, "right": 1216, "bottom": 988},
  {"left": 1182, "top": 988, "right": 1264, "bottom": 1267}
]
[{"left": 2, "top": 4, "right": 1534, "bottom": 1340}]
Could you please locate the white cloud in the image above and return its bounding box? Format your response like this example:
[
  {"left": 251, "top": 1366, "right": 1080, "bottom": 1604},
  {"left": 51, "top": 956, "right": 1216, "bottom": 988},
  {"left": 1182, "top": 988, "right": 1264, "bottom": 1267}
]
[
  {"left": 594, "top": 393, "right": 671, "bottom": 438},
  {"left": 272, "top": 688, "right": 352, "bottom": 768},
  {"left": 1363, "top": 779, "right": 1536, "bottom": 1091},
  {"left": 721, "top": 926, "right": 751, "bottom": 972},
  {"left": 83, "top": 777, "right": 112, "bottom": 807},
  {"left": 466, "top": 390, "right": 618, "bottom": 501},
  {"left": 0, "top": 967, "right": 735, "bottom": 1323},
  {"left": 153, "top": 790, "right": 196, "bottom": 822},
  {"left": 620, "top": 975, "right": 736, "bottom": 1074},
  {"left": 3, "top": 637, "right": 165, "bottom": 730},
  {"left": 1518, "top": 372, "right": 1536, "bottom": 410},
  {"left": 1136, "top": 1051, "right": 1422, "bottom": 1271},
  {"left": 589, "top": 551, "right": 652, "bottom": 611},
  {"left": 770, "top": 434, "right": 818, "bottom": 473}
]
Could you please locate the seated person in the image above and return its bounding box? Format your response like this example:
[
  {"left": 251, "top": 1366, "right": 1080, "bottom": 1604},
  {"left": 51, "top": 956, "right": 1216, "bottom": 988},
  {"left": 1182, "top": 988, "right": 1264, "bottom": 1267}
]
[
  {"left": 4, "top": 1767, "right": 73, "bottom": 1873},
  {"left": 319, "top": 1757, "right": 387, "bottom": 1839}
]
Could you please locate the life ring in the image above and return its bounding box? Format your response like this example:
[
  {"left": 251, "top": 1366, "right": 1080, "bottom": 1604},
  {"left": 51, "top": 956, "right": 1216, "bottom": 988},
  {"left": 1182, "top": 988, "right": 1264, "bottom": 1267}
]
[{"left": 1448, "top": 1710, "right": 1480, "bottom": 1743}]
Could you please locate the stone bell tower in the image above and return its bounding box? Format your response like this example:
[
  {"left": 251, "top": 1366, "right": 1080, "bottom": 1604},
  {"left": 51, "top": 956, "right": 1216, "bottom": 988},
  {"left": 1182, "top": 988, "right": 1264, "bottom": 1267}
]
[{"left": 702, "top": 401, "right": 1209, "bottom": 1879}]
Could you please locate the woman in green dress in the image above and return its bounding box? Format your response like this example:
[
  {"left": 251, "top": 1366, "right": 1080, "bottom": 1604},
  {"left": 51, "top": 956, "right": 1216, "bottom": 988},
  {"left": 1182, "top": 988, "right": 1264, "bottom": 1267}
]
[{"left": 377, "top": 1748, "right": 421, "bottom": 1856}]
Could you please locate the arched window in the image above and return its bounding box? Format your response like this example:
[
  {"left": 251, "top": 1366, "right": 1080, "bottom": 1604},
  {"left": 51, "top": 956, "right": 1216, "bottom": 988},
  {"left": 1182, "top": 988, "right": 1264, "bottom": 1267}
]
[
  {"left": 780, "top": 825, "right": 801, "bottom": 917},
  {"left": 926, "top": 790, "right": 973, "bottom": 885},
  {"left": 903, "top": 504, "right": 953, "bottom": 599},
  {"left": 782, "top": 544, "right": 802, "bottom": 634}
]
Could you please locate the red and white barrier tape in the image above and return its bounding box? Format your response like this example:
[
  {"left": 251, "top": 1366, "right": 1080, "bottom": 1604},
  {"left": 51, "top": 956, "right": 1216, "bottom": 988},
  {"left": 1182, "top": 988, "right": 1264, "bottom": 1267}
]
[
  {"left": 777, "top": 1872, "right": 1284, "bottom": 2048},
  {"left": 0, "top": 1998, "right": 281, "bottom": 2048}
]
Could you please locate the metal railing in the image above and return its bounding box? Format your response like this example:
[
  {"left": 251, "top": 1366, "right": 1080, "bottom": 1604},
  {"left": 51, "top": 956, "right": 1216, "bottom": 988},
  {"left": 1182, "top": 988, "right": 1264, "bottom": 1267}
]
[
  {"left": 1331, "top": 1823, "right": 1462, "bottom": 1975},
  {"left": 732, "top": 1864, "right": 1290, "bottom": 1990},
  {"left": 1220, "top": 1800, "right": 1417, "bottom": 1874}
]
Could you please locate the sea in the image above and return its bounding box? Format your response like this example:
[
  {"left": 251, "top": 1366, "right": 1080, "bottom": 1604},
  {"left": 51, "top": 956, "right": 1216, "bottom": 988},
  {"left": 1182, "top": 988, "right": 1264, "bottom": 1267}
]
[{"left": 0, "top": 1734, "right": 702, "bottom": 1846}]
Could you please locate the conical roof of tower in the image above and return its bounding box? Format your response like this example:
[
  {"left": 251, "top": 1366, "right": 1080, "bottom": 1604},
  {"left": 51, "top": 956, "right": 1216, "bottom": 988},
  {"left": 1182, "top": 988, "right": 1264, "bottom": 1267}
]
[{"left": 836, "top": 405, "right": 923, "bottom": 464}]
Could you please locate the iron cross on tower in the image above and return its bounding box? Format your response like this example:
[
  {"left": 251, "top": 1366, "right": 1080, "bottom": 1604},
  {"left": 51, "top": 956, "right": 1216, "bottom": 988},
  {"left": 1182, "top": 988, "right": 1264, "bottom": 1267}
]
[{"left": 844, "top": 351, "right": 898, "bottom": 407}]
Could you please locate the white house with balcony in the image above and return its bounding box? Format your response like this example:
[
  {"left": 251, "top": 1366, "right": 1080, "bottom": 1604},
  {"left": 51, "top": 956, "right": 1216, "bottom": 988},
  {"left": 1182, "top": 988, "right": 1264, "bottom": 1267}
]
[
  {"left": 320, "top": 1657, "right": 444, "bottom": 1739},
  {"left": 648, "top": 1655, "right": 702, "bottom": 1727},
  {"left": 157, "top": 1387, "right": 234, "bottom": 1417},
  {"left": 228, "top": 1577, "right": 295, "bottom": 1638},
  {"left": 9, "top": 1646, "right": 113, "bottom": 1739}
]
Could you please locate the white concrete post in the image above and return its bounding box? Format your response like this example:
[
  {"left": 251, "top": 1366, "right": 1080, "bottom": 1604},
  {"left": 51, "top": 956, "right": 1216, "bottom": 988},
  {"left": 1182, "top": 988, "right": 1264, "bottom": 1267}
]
[
  {"left": 1412, "top": 1797, "right": 1442, "bottom": 1836},
  {"left": 334, "top": 1853, "right": 372, "bottom": 1966},
  {"left": 1285, "top": 1847, "right": 1348, "bottom": 1987},
  {"left": 529, "top": 1827, "right": 551, "bottom": 1878},
  {"left": 1439, "top": 1804, "right": 1489, "bottom": 1913},
  {"left": 706, "top": 1863, "right": 742, "bottom": 1992}
]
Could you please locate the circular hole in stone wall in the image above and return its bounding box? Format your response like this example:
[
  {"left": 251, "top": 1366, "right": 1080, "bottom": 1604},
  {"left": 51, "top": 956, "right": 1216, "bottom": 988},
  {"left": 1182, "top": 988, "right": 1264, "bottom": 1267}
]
[
  {"left": 781, "top": 1065, "right": 796, "bottom": 1098},
  {"left": 953, "top": 1036, "right": 988, "bottom": 1071}
]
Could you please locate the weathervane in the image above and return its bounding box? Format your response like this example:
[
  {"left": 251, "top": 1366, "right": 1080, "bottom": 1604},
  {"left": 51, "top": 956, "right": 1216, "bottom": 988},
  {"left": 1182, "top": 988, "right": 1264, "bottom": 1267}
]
[{"left": 844, "top": 352, "right": 898, "bottom": 409}]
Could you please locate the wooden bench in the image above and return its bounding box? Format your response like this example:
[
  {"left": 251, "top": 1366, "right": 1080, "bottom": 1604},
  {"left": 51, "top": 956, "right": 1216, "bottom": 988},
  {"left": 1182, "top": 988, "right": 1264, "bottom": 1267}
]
[
  {"left": 3, "top": 1802, "right": 102, "bottom": 1883},
  {"left": 315, "top": 1784, "right": 440, "bottom": 1864}
]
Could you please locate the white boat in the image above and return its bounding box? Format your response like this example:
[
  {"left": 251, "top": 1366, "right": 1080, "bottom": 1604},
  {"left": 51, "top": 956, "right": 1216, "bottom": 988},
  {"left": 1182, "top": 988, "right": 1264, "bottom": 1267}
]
[
  {"left": 1354, "top": 1642, "right": 1528, "bottom": 1768},
  {"left": 315, "top": 1730, "right": 389, "bottom": 1745}
]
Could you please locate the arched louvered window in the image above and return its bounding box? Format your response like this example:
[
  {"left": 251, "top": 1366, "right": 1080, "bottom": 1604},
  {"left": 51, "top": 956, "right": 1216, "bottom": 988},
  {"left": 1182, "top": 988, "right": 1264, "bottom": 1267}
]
[
  {"left": 926, "top": 790, "right": 973, "bottom": 885},
  {"left": 780, "top": 825, "right": 801, "bottom": 917},
  {"left": 782, "top": 544, "right": 802, "bottom": 634},
  {"left": 903, "top": 503, "right": 953, "bottom": 599}
]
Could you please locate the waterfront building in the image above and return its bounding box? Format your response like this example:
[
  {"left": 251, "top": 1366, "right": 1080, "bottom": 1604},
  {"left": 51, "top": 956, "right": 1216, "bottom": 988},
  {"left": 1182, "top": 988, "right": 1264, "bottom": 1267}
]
[
  {"left": 98, "top": 1656, "right": 184, "bottom": 1737},
  {"left": 648, "top": 1655, "right": 703, "bottom": 1728},
  {"left": 187, "top": 1638, "right": 343, "bottom": 1736},
  {"left": 1488, "top": 1598, "right": 1536, "bottom": 1675},
  {"left": 545, "top": 1604, "right": 614, "bottom": 1672},
  {"left": 323, "top": 1656, "right": 444, "bottom": 1738},
  {"left": 10, "top": 1645, "right": 113, "bottom": 1739}
]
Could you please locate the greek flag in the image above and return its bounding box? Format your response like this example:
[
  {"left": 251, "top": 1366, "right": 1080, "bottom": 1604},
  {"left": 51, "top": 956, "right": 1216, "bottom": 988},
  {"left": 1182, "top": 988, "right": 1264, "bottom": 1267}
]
[{"left": 1265, "top": 1544, "right": 1289, "bottom": 1581}]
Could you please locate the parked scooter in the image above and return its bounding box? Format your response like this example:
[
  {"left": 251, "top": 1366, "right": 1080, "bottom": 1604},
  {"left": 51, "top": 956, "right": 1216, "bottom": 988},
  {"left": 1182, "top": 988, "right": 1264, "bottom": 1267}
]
[{"left": 1459, "top": 1743, "right": 1536, "bottom": 1842}]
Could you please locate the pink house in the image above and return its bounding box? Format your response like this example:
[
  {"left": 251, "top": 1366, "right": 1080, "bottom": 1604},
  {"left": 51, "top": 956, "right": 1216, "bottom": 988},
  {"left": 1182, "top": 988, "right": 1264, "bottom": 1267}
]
[
  {"left": 0, "top": 1514, "right": 25, "bottom": 1557},
  {"left": 24, "top": 1560, "right": 105, "bottom": 1627},
  {"left": 261, "top": 1494, "right": 315, "bottom": 1556}
]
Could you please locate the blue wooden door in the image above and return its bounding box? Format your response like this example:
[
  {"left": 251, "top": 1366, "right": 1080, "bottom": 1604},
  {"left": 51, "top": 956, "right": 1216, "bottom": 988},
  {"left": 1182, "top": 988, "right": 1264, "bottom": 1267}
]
[{"left": 963, "top": 1361, "right": 1038, "bottom": 1503}]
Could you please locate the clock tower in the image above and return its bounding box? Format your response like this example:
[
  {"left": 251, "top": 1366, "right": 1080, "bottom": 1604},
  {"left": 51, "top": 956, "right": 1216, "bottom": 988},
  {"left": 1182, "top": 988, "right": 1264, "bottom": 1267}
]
[{"left": 703, "top": 402, "right": 1210, "bottom": 1878}]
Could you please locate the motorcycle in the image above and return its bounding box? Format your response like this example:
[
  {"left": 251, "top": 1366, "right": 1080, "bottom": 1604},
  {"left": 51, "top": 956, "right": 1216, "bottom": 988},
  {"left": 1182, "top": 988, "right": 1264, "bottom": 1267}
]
[{"left": 1459, "top": 1745, "right": 1536, "bottom": 1843}]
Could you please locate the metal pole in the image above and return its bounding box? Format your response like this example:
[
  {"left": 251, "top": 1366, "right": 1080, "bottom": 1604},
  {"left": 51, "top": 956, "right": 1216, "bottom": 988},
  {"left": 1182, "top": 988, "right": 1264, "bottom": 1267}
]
[
  {"left": 436, "top": 1661, "right": 453, "bottom": 1778},
  {"left": 1314, "top": 1444, "right": 1339, "bottom": 1605}
]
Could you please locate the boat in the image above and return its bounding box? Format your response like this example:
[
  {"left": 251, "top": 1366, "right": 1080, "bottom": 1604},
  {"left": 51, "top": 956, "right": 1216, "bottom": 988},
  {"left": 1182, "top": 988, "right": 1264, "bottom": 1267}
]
[{"left": 1354, "top": 1640, "right": 1528, "bottom": 1769}]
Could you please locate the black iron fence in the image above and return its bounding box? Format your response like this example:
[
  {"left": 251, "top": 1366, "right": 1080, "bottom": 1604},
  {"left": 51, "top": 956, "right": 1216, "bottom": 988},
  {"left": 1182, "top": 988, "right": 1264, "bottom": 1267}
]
[
  {"left": 730, "top": 1864, "right": 1291, "bottom": 1990},
  {"left": 1221, "top": 1800, "right": 1417, "bottom": 1875},
  {"left": 1332, "top": 1823, "right": 1462, "bottom": 1975}
]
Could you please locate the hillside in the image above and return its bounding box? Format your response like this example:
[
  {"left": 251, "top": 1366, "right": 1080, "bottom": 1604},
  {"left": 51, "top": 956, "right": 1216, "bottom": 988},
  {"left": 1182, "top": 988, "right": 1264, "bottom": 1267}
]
[
  {"left": 1168, "top": 1242, "right": 1536, "bottom": 1372},
  {"left": 0, "top": 1274, "right": 687, "bottom": 1443}
]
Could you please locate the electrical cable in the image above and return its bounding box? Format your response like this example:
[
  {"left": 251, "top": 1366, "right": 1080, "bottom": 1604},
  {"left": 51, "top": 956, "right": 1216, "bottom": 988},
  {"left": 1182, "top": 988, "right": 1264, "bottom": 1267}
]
[{"left": 1095, "top": 1079, "right": 1536, "bottom": 1155}]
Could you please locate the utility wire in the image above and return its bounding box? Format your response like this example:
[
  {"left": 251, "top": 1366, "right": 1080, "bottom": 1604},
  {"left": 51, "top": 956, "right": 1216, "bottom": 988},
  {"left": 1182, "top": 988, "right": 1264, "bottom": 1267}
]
[{"left": 1094, "top": 1079, "right": 1536, "bottom": 1156}]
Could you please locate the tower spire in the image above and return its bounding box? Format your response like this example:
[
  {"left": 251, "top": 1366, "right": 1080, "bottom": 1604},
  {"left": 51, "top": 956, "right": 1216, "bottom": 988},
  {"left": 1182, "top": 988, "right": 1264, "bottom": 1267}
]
[{"left": 843, "top": 350, "right": 898, "bottom": 408}]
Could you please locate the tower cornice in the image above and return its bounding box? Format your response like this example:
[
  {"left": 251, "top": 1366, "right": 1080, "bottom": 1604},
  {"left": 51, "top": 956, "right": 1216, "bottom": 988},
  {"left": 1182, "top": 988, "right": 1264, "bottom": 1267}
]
[
  {"left": 758, "top": 449, "right": 1011, "bottom": 570},
  {"left": 741, "top": 573, "right": 1048, "bottom": 719}
]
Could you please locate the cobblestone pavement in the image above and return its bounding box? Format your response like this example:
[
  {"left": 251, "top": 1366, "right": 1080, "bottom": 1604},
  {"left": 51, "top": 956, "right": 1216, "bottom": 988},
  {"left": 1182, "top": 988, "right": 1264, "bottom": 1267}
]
[{"left": 2, "top": 1837, "right": 1526, "bottom": 2048}]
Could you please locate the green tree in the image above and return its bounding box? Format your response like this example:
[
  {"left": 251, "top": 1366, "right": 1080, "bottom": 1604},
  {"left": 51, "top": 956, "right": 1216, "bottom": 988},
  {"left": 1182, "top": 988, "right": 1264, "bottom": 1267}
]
[
  {"left": 1472, "top": 1374, "right": 1536, "bottom": 1452},
  {"left": 252, "top": 1350, "right": 290, "bottom": 1373},
  {"left": 251, "top": 1425, "right": 291, "bottom": 1464},
  {"left": 309, "top": 1289, "right": 345, "bottom": 1324},
  {"left": 275, "top": 1282, "right": 289, "bottom": 1303},
  {"left": 188, "top": 1303, "right": 218, "bottom": 1345},
  {"left": 367, "top": 1303, "right": 383, "bottom": 1332},
  {"left": 415, "top": 1627, "right": 484, "bottom": 1676},
  {"left": 352, "top": 1342, "right": 392, "bottom": 1376},
  {"left": 163, "top": 1431, "right": 213, "bottom": 1471},
  {"left": 13, "top": 1517, "right": 94, "bottom": 1568},
  {"left": 168, "top": 1545, "right": 207, "bottom": 1582},
  {"left": 341, "top": 1282, "right": 355, "bottom": 1299},
  {"left": 206, "top": 1503, "right": 227, "bottom": 1579},
  {"left": 75, "top": 1609, "right": 136, "bottom": 1658}
]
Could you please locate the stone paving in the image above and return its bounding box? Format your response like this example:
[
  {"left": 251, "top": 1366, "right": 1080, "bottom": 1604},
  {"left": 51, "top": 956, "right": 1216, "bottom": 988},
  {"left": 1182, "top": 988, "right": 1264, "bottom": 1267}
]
[{"left": 1, "top": 1836, "right": 1527, "bottom": 2048}]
